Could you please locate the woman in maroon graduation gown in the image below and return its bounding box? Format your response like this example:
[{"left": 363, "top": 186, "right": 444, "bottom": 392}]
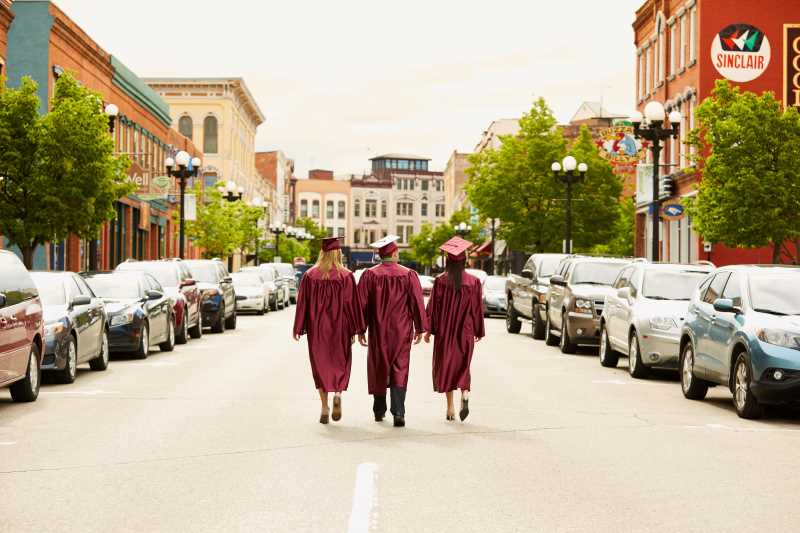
[
  {"left": 425, "top": 237, "right": 485, "bottom": 422},
  {"left": 293, "top": 238, "right": 365, "bottom": 424}
]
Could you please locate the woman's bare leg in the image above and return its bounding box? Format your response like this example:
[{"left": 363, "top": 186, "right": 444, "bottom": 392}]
[
  {"left": 446, "top": 391, "right": 455, "bottom": 419},
  {"left": 318, "top": 389, "right": 330, "bottom": 414}
]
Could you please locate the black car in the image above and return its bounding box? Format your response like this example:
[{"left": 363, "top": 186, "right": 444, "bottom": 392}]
[
  {"left": 81, "top": 271, "right": 175, "bottom": 358},
  {"left": 31, "top": 272, "right": 109, "bottom": 383},
  {"left": 184, "top": 260, "right": 237, "bottom": 333}
]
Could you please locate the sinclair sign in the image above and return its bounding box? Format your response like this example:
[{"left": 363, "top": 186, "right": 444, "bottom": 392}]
[{"left": 711, "top": 23, "right": 771, "bottom": 83}]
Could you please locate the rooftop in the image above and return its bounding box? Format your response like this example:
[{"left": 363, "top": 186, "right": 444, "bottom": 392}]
[{"left": 369, "top": 153, "right": 431, "bottom": 161}]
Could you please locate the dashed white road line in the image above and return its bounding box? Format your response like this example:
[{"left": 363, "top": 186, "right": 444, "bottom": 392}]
[{"left": 347, "top": 462, "right": 379, "bottom": 533}]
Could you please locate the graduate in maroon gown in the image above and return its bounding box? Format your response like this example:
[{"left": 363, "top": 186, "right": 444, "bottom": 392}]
[
  {"left": 293, "top": 237, "right": 365, "bottom": 424},
  {"left": 357, "top": 235, "right": 427, "bottom": 427},
  {"left": 425, "top": 237, "right": 485, "bottom": 422}
]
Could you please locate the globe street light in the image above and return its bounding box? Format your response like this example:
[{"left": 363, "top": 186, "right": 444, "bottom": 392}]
[
  {"left": 270, "top": 223, "right": 287, "bottom": 263},
  {"left": 551, "top": 156, "right": 588, "bottom": 254},
  {"left": 250, "top": 196, "right": 270, "bottom": 266},
  {"left": 219, "top": 180, "right": 244, "bottom": 203},
  {"left": 455, "top": 221, "right": 471, "bottom": 236},
  {"left": 104, "top": 103, "right": 119, "bottom": 133},
  {"left": 165, "top": 151, "right": 201, "bottom": 259},
  {"left": 630, "top": 101, "right": 681, "bottom": 261}
]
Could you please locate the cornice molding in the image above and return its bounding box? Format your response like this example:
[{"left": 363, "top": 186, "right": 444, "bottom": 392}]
[{"left": 51, "top": 17, "right": 113, "bottom": 78}]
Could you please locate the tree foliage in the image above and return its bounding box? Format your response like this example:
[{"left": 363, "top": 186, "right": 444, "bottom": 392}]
[
  {"left": 184, "top": 186, "right": 246, "bottom": 259},
  {"left": 408, "top": 209, "right": 482, "bottom": 270},
  {"left": 465, "top": 99, "right": 622, "bottom": 254},
  {"left": 686, "top": 80, "right": 800, "bottom": 263},
  {"left": 589, "top": 197, "right": 635, "bottom": 257},
  {"left": 0, "top": 74, "right": 132, "bottom": 267}
]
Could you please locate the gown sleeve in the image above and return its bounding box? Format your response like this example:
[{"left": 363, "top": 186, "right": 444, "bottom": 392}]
[
  {"left": 292, "top": 273, "right": 309, "bottom": 337},
  {"left": 357, "top": 269, "right": 371, "bottom": 321},
  {"left": 472, "top": 281, "right": 485, "bottom": 339},
  {"left": 406, "top": 269, "right": 428, "bottom": 334},
  {"left": 342, "top": 271, "right": 366, "bottom": 336},
  {"left": 425, "top": 278, "right": 438, "bottom": 335}
]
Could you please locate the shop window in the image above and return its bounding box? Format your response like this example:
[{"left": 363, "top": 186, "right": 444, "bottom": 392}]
[
  {"left": 203, "top": 116, "right": 218, "bottom": 154},
  {"left": 179, "top": 116, "right": 193, "bottom": 140}
]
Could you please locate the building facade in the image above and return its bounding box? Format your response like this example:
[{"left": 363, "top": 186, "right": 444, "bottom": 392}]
[
  {"left": 3, "top": 0, "right": 201, "bottom": 270},
  {"left": 295, "top": 170, "right": 351, "bottom": 243},
  {"left": 144, "top": 78, "right": 266, "bottom": 204},
  {"left": 255, "top": 150, "right": 293, "bottom": 225},
  {"left": 0, "top": 0, "right": 12, "bottom": 68},
  {"left": 633, "top": 0, "right": 800, "bottom": 264},
  {"left": 443, "top": 151, "right": 471, "bottom": 218}
]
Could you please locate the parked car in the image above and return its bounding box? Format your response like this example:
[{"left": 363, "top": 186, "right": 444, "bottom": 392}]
[
  {"left": 0, "top": 250, "right": 44, "bottom": 402},
  {"left": 184, "top": 260, "right": 237, "bottom": 332},
  {"left": 231, "top": 272, "right": 270, "bottom": 314},
  {"left": 242, "top": 265, "right": 284, "bottom": 310},
  {"left": 483, "top": 275, "right": 507, "bottom": 316},
  {"left": 544, "top": 256, "right": 632, "bottom": 353},
  {"left": 273, "top": 263, "right": 297, "bottom": 304},
  {"left": 115, "top": 259, "right": 202, "bottom": 344},
  {"left": 417, "top": 274, "right": 434, "bottom": 297},
  {"left": 598, "top": 262, "right": 713, "bottom": 378},
  {"left": 295, "top": 263, "right": 312, "bottom": 287},
  {"left": 81, "top": 271, "right": 175, "bottom": 358},
  {"left": 506, "top": 253, "right": 569, "bottom": 337},
  {"left": 679, "top": 265, "right": 800, "bottom": 419},
  {"left": 465, "top": 268, "right": 488, "bottom": 286},
  {"left": 31, "top": 271, "right": 109, "bottom": 383}
]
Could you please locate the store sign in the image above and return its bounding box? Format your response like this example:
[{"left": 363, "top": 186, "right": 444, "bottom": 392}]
[
  {"left": 784, "top": 24, "right": 800, "bottom": 108},
  {"left": 661, "top": 203, "right": 685, "bottom": 220},
  {"left": 711, "top": 23, "right": 771, "bottom": 82},
  {"left": 595, "top": 126, "right": 642, "bottom": 164}
]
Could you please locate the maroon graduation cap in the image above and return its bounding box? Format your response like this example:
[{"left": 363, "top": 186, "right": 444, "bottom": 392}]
[
  {"left": 321, "top": 237, "right": 341, "bottom": 252},
  {"left": 440, "top": 236, "right": 472, "bottom": 262}
]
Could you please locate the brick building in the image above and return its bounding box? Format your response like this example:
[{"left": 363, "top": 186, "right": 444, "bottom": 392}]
[
  {"left": 3, "top": 0, "right": 202, "bottom": 270},
  {"left": 633, "top": 0, "right": 800, "bottom": 264},
  {"left": 0, "top": 0, "right": 12, "bottom": 68}
]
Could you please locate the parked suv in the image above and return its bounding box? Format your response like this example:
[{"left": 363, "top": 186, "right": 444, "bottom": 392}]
[
  {"left": 0, "top": 250, "right": 44, "bottom": 402},
  {"left": 679, "top": 265, "right": 800, "bottom": 419},
  {"left": 599, "top": 262, "right": 713, "bottom": 377},
  {"left": 506, "top": 253, "right": 568, "bottom": 337},
  {"left": 544, "top": 256, "right": 632, "bottom": 353},
  {"left": 184, "top": 259, "right": 236, "bottom": 333},
  {"left": 116, "top": 259, "right": 202, "bottom": 343}
]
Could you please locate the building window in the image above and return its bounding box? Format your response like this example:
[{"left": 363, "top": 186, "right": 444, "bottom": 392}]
[
  {"left": 689, "top": 7, "right": 698, "bottom": 63},
  {"left": 354, "top": 199, "right": 360, "bottom": 217},
  {"left": 435, "top": 180, "right": 443, "bottom": 192},
  {"left": 354, "top": 230, "right": 360, "bottom": 244},
  {"left": 406, "top": 225, "right": 414, "bottom": 241},
  {"left": 326, "top": 227, "right": 334, "bottom": 237},
  {"left": 178, "top": 116, "right": 193, "bottom": 140},
  {"left": 397, "top": 226, "right": 405, "bottom": 243},
  {"left": 435, "top": 204, "right": 445, "bottom": 217},
  {"left": 337, "top": 227, "right": 345, "bottom": 239},
  {"left": 679, "top": 15, "right": 687, "bottom": 70},
  {"left": 669, "top": 23, "right": 677, "bottom": 77},
  {"left": 381, "top": 200, "right": 387, "bottom": 218},
  {"left": 326, "top": 200, "right": 334, "bottom": 220},
  {"left": 408, "top": 179, "right": 415, "bottom": 191},
  {"left": 369, "top": 230, "right": 377, "bottom": 243},
  {"left": 421, "top": 203, "right": 428, "bottom": 217},
  {"left": 638, "top": 53, "right": 645, "bottom": 99},
  {"left": 656, "top": 14, "right": 665, "bottom": 83},
  {"left": 421, "top": 179, "right": 429, "bottom": 191},
  {"left": 338, "top": 201, "right": 346, "bottom": 219},
  {"left": 396, "top": 202, "right": 413, "bottom": 216},
  {"left": 365, "top": 199, "right": 377, "bottom": 218},
  {"left": 300, "top": 200, "right": 308, "bottom": 218},
  {"left": 312, "top": 200, "right": 320, "bottom": 218},
  {"left": 203, "top": 116, "right": 218, "bottom": 154},
  {"left": 645, "top": 46, "right": 652, "bottom": 94}
]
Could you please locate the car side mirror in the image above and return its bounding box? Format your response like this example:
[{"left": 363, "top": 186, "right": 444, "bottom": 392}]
[
  {"left": 713, "top": 298, "right": 740, "bottom": 314},
  {"left": 146, "top": 290, "right": 163, "bottom": 301},
  {"left": 521, "top": 270, "right": 533, "bottom": 279},
  {"left": 0, "top": 292, "right": 6, "bottom": 308},
  {"left": 70, "top": 295, "right": 92, "bottom": 308},
  {"left": 617, "top": 287, "right": 631, "bottom": 300},
  {"left": 223, "top": 276, "right": 233, "bottom": 284},
  {"left": 549, "top": 275, "right": 566, "bottom": 287},
  {"left": 180, "top": 278, "right": 196, "bottom": 287}
]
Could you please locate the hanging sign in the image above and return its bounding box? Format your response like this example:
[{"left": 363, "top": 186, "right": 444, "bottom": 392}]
[
  {"left": 784, "top": 24, "right": 800, "bottom": 108},
  {"left": 184, "top": 194, "right": 197, "bottom": 221},
  {"left": 661, "top": 203, "right": 685, "bottom": 220},
  {"left": 711, "top": 23, "right": 771, "bottom": 83}
]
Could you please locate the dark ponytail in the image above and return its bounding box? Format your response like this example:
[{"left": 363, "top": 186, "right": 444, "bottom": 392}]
[{"left": 445, "top": 258, "right": 465, "bottom": 290}]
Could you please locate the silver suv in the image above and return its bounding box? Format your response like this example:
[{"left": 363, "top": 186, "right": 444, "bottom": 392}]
[{"left": 599, "top": 262, "right": 713, "bottom": 378}]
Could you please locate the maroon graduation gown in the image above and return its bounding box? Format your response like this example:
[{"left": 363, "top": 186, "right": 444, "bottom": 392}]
[
  {"left": 293, "top": 267, "right": 365, "bottom": 392},
  {"left": 426, "top": 272, "right": 485, "bottom": 393},
  {"left": 358, "top": 263, "right": 427, "bottom": 394}
]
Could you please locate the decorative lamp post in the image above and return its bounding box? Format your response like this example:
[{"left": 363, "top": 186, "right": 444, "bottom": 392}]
[
  {"left": 455, "top": 221, "right": 471, "bottom": 236},
  {"left": 250, "top": 196, "right": 270, "bottom": 266},
  {"left": 630, "top": 101, "right": 681, "bottom": 261},
  {"left": 165, "top": 151, "right": 201, "bottom": 259},
  {"left": 270, "top": 223, "right": 287, "bottom": 263},
  {"left": 551, "top": 156, "right": 588, "bottom": 254},
  {"left": 219, "top": 180, "right": 244, "bottom": 203},
  {"left": 104, "top": 103, "right": 119, "bottom": 133}
]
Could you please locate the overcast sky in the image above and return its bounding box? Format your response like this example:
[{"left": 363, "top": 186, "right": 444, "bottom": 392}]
[{"left": 56, "top": 0, "right": 642, "bottom": 177}]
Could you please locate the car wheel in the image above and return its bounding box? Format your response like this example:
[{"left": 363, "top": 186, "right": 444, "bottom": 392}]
[
  {"left": 175, "top": 313, "right": 189, "bottom": 345},
  {"left": 680, "top": 341, "right": 708, "bottom": 400},
  {"left": 134, "top": 323, "right": 150, "bottom": 359},
  {"left": 544, "top": 309, "right": 559, "bottom": 346},
  {"left": 628, "top": 332, "right": 649, "bottom": 379},
  {"left": 10, "top": 343, "right": 41, "bottom": 402},
  {"left": 599, "top": 324, "right": 619, "bottom": 368},
  {"left": 505, "top": 302, "right": 522, "bottom": 334},
  {"left": 733, "top": 352, "right": 763, "bottom": 419},
  {"left": 55, "top": 335, "right": 78, "bottom": 384},
  {"left": 211, "top": 306, "right": 225, "bottom": 333},
  {"left": 189, "top": 312, "right": 203, "bottom": 339},
  {"left": 531, "top": 302, "right": 546, "bottom": 340},
  {"left": 270, "top": 298, "right": 278, "bottom": 312},
  {"left": 257, "top": 299, "right": 266, "bottom": 315},
  {"left": 89, "top": 330, "right": 109, "bottom": 371},
  {"left": 159, "top": 317, "right": 176, "bottom": 352},
  {"left": 559, "top": 312, "right": 577, "bottom": 354},
  {"left": 225, "top": 306, "right": 237, "bottom": 330}
]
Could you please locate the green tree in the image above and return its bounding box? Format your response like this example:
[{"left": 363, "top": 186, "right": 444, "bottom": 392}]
[
  {"left": 293, "top": 217, "right": 327, "bottom": 260},
  {"left": 184, "top": 186, "right": 243, "bottom": 259},
  {"left": 408, "top": 209, "right": 483, "bottom": 271},
  {"left": 0, "top": 74, "right": 132, "bottom": 267},
  {"left": 686, "top": 80, "right": 800, "bottom": 263},
  {"left": 465, "top": 99, "right": 622, "bottom": 254},
  {"left": 589, "top": 197, "right": 635, "bottom": 257}
]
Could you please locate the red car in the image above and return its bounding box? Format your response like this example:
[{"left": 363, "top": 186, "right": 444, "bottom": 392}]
[
  {"left": 0, "top": 250, "right": 44, "bottom": 402},
  {"left": 115, "top": 259, "right": 202, "bottom": 343}
]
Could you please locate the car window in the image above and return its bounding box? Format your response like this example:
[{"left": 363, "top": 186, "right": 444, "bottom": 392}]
[
  {"left": 31, "top": 274, "right": 67, "bottom": 306},
  {"left": 0, "top": 253, "right": 38, "bottom": 307},
  {"left": 73, "top": 275, "right": 95, "bottom": 297},
  {"left": 629, "top": 268, "right": 643, "bottom": 297},
  {"left": 65, "top": 276, "right": 83, "bottom": 300},
  {"left": 571, "top": 262, "right": 626, "bottom": 286},
  {"left": 83, "top": 273, "right": 143, "bottom": 300},
  {"left": 185, "top": 262, "right": 220, "bottom": 283},
  {"left": 145, "top": 274, "right": 164, "bottom": 292},
  {"left": 538, "top": 256, "right": 562, "bottom": 278},
  {"left": 702, "top": 272, "right": 730, "bottom": 304},
  {"left": 721, "top": 273, "right": 742, "bottom": 308},
  {"left": 749, "top": 272, "right": 800, "bottom": 315},
  {"left": 614, "top": 267, "right": 633, "bottom": 289}
]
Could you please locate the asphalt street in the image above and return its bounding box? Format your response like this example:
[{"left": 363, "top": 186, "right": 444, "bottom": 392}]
[{"left": 2, "top": 306, "right": 800, "bottom": 533}]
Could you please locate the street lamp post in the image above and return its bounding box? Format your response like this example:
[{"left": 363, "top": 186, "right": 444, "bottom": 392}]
[
  {"left": 630, "top": 101, "right": 682, "bottom": 261},
  {"left": 218, "top": 181, "right": 244, "bottom": 271},
  {"left": 490, "top": 218, "right": 497, "bottom": 275},
  {"left": 165, "top": 151, "right": 201, "bottom": 259},
  {"left": 250, "top": 196, "right": 269, "bottom": 266},
  {"left": 91, "top": 102, "right": 120, "bottom": 271},
  {"left": 551, "top": 156, "right": 588, "bottom": 254},
  {"left": 270, "top": 223, "right": 287, "bottom": 263}
]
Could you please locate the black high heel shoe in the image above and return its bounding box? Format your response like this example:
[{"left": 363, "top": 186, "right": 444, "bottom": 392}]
[
  {"left": 459, "top": 399, "right": 469, "bottom": 422},
  {"left": 446, "top": 414, "right": 455, "bottom": 421}
]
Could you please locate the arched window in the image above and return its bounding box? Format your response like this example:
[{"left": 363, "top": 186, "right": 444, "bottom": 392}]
[
  {"left": 178, "top": 116, "right": 193, "bottom": 140},
  {"left": 203, "top": 116, "right": 218, "bottom": 154}
]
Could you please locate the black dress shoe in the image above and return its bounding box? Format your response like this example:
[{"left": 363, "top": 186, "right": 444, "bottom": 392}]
[
  {"left": 446, "top": 414, "right": 455, "bottom": 421},
  {"left": 375, "top": 413, "right": 385, "bottom": 422},
  {"left": 459, "top": 399, "right": 469, "bottom": 422},
  {"left": 393, "top": 416, "right": 405, "bottom": 427}
]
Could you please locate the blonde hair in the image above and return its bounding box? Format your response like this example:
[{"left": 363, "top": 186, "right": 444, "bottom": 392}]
[{"left": 315, "top": 249, "right": 348, "bottom": 279}]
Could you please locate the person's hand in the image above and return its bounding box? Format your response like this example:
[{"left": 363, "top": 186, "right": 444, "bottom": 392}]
[
  {"left": 474, "top": 336, "right": 481, "bottom": 342},
  {"left": 424, "top": 332, "right": 431, "bottom": 343},
  {"left": 413, "top": 333, "right": 422, "bottom": 345},
  {"left": 358, "top": 334, "right": 368, "bottom": 346},
  {"left": 351, "top": 336, "right": 355, "bottom": 345},
  {"left": 293, "top": 334, "right": 301, "bottom": 341}
]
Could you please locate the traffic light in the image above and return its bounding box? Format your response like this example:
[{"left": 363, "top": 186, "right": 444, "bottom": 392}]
[{"left": 659, "top": 175, "right": 674, "bottom": 198}]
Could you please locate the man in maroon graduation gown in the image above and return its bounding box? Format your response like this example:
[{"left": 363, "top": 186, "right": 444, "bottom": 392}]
[{"left": 357, "top": 235, "right": 427, "bottom": 427}]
